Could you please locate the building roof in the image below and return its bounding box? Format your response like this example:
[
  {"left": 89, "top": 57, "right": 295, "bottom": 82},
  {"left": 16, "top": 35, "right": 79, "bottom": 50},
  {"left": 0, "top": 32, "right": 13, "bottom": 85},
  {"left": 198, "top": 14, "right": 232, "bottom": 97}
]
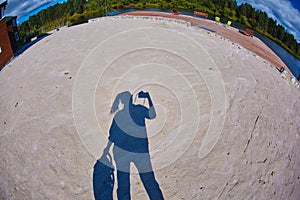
[
  {"left": 4, "top": 16, "right": 17, "bottom": 22},
  {"left": 0, "top": 1, "right": 8, "bottom": 9}
]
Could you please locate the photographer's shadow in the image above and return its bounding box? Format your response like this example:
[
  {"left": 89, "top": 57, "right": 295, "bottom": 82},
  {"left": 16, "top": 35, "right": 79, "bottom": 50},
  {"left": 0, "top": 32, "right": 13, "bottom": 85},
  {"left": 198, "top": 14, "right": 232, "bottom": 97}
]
[{"left": 93, "top": 91, "right": 164, "bottom": 200}]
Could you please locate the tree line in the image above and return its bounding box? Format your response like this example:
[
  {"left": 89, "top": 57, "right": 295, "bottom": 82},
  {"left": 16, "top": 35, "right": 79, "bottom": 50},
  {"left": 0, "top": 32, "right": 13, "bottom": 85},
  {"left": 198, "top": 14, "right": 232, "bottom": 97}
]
[{"left": 18, "top": 0, "right": 300, "bottom": 59}]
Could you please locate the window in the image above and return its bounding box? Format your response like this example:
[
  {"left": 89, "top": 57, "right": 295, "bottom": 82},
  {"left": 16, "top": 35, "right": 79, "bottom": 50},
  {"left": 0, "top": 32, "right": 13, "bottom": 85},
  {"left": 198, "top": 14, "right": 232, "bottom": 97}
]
[
  {"left": 14, "top": 32, "right": 19, "bottom": 41},
  {"left": 12, "top": 19, "right": 17, "bottom": 27},
  {"left": 0, "top": 8, "right": 3, "bottom": 19}
]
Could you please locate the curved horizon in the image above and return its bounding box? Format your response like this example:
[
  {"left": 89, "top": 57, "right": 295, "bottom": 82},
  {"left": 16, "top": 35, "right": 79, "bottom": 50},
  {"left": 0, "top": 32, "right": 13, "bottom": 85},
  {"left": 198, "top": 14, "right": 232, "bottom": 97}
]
[{"left": 3, "top": 0, "right": 300, "bottom": 42}]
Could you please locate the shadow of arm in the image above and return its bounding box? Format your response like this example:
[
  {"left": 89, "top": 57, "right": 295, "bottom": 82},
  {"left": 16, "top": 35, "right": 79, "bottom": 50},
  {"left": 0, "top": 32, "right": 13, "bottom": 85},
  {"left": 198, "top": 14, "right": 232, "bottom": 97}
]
[{"left": 146, "top": 93, "right": 156, "bottom": 119}]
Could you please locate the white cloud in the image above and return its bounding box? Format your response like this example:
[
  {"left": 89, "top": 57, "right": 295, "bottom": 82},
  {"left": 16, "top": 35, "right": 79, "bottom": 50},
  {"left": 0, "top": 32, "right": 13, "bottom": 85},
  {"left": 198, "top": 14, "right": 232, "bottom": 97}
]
[
  {"left": 236, "top": 0, "right": 300, "bottom": 42},
  {"left": 4, "top": 0, "right": 57, "bottom": 21},
  {"left": 3, "top": 0, "right": 56, "bottom": 19}
]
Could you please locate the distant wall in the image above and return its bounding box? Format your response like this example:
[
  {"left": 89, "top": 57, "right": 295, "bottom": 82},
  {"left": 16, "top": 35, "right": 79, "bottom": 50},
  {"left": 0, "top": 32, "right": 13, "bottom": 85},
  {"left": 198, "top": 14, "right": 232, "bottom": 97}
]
[{"left": 0, "top": 19, "right": 14, "bottom": 69}]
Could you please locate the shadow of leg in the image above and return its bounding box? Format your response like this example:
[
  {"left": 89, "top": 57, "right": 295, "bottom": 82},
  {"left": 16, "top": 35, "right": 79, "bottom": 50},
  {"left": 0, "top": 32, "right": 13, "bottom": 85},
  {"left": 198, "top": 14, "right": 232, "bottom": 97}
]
[
  {"left": 139, "top": 171, "right": 164, "bottom": 200},
  {"left": 116, "top": 170, "right": 131, "bottom": 200}
]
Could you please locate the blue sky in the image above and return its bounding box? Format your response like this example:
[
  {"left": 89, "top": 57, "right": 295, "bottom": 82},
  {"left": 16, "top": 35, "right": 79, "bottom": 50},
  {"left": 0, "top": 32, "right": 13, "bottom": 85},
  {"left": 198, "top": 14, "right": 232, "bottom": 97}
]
[
  {"left": 2, "top": 0, "right": 300, "bottom": 42},
  {"left": 2, "top": 0, "right": 67, "bottom": 24},
  {"left": 236, "top": 0, "right": 300, "bottom": 42}
]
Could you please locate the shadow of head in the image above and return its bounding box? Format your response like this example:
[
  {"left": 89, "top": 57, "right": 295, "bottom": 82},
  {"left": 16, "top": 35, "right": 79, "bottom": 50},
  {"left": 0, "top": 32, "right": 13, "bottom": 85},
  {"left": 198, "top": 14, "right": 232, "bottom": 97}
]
[{"left": 110, "top": 91, "right": 133, "bottom": 114}]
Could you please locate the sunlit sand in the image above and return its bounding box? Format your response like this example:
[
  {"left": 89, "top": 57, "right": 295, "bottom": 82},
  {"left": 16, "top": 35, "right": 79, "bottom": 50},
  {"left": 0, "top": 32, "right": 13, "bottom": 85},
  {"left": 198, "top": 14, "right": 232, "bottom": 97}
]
[{"left": 0, "top": 15, "right": 299, "bottom": 199}]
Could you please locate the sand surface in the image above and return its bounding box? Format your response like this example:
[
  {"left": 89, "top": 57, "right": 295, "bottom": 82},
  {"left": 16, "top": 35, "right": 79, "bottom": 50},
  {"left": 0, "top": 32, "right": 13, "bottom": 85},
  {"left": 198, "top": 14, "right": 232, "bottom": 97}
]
[
  {"left": 119, "top": 11, "right": 291, "bottom": 74},
  {"left": 0, "top": 16, "right": 300, "bottom": 199}
]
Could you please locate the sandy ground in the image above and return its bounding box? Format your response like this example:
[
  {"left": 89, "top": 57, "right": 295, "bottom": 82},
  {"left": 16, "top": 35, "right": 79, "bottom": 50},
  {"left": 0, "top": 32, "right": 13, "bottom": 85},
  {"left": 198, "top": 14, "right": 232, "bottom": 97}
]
[
  {"left": 119, "top": 11, "right": 291, "bottom": 74},
  {"left": 0, "top": 16, "right": 299, "bottom": 199}
]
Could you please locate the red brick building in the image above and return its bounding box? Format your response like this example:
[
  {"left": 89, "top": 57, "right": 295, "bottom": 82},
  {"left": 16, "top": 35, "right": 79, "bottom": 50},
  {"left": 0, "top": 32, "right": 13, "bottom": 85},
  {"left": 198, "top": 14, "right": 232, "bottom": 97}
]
[{"left": 0, "top": 0, "right": 20, "bottom": 69}]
